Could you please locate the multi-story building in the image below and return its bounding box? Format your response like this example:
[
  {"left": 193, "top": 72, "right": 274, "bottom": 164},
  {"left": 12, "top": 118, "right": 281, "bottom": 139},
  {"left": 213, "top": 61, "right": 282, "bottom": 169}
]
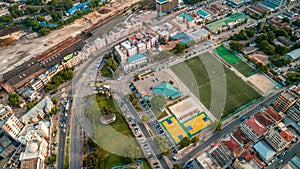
[
  {"left": 0, "top": 104, "right": 13, "bottom": 120},
  {"left": 0, "top": 104, "right": 24, "bottom": 140},
  {"left": 240, "top": 117, "right": 267, "bottom": 143},
  {"left": 61, "top": 52, "right": 80, "bottom": 68},
  {"left": 20, "top": 96, "right": 53, "bottom": 125},
  {"left": 137, "top": 42, "right": 147, "bottom": 52},
  {"left": 272, "top": 90, "right": 299, "bottom": 113},
  {"left": 286, "top": 102, "right": 300, "bottom": 122},
  {"left": 124, "top": 53, "right": 148, "bottom": 71},
  {"left": 265, "top": 127, "right": 294, "bottom": 152},
  {"left": 120, "top": 40, "right": 138, "bottom": 56},
  {"left": 156, "top": 0, "right": 178, "bottom": 15},
  {"left": 1, "top": 114, "right": 25, "bottom": 140}
]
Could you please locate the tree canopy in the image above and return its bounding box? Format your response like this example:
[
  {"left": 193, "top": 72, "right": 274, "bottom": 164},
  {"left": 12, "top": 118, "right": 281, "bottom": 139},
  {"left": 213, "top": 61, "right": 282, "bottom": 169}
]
[
  {"left": 179, "top": 136, "right": 191, "bottom": 148},
  {"left": 229, "top": 41, "right": 243, "bottom": 52},
  {"left": 8, "top": 94, "right": 19, "bottom": 106},
  {"left": 154, "top": 136, "right": 171, "bottom": 156},
  {"left": 150, "top": 95, "right": 167, "bottom": 114}
]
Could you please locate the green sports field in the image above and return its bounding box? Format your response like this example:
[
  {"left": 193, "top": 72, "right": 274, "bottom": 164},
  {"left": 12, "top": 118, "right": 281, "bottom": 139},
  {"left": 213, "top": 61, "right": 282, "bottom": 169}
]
[
  {"left": 170, "top": 52, "right": 261, "bottom": 119},
  {"left": 214, "top": 46, "right": 241, "bottom": 64},
  {"left": 232, "top": 61, "right": 257, "bottom": 77}
]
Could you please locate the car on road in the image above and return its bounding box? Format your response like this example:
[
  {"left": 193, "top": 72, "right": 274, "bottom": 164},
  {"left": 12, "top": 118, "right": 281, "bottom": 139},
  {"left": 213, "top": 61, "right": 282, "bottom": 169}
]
[
  {"left": 279, "top": 159, "right": 283, "bottom": 164},
  {"left": 63, "top": 129, "right": 66, "bottom": 134}
]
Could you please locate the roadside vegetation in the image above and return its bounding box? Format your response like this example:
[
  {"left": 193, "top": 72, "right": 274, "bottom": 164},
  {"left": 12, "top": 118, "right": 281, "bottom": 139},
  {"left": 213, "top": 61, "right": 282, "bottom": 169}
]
[
  {"left": 44, "top": 68, "right": 74, "bottom": 92},
  {"left": 128, "top": 93, "right": 142, "bottom": 112}
]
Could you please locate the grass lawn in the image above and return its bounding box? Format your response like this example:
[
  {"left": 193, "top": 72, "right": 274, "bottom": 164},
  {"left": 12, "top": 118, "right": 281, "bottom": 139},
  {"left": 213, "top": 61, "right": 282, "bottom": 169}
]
[
  {"left": 232, "top": 61, "right": 257, "bottom": 77},
  {"left": 85, "top": 94, "right": 146, "bottom": 169},
  {"left": 214, "top": 46, "right": 241, "bottom": 64},
  {"left": 171, "top": 52, "right": 261, "bottom": 119},
  {"left": 101, "top": 65, "right": 113, "bottom": 78},
  {"left": 157, "top": 111, "right": 168, "bottom": 120}
]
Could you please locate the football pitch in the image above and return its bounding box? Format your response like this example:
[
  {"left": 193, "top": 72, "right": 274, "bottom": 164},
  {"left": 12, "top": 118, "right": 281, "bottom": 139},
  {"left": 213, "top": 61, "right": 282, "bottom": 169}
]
[
  {"left": 170, "top": 52, "right": 262, "bottom": 119},
  {"left": 214, "top": 45, "right": 240, "bottom": 64},
  {"left": 232, "top": 61, "right": 257, "bottom": 77}
]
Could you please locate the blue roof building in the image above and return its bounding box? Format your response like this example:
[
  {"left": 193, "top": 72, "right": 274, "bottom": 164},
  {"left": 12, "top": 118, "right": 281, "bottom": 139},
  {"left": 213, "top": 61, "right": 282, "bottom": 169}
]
[
  {"left": 197, "top": 9, "right": 211, "bottom": 19},
  {"left": 66, "top": 1, "right": 90, "bottom": 16},
  {"left": 152, "top": 82, "right": 182, "bottom": 100},
  {"left": 170, "top": 32, "right": 192, "bottom": 45},
  {"left": 177, "top": 13, "right": 194, "bottom": 22},
  {"left": 253, "top": 141, "right": 276, "bottom": 162},
  {"left": 127, "top": 53, "right": 146, "bottom": 64}
]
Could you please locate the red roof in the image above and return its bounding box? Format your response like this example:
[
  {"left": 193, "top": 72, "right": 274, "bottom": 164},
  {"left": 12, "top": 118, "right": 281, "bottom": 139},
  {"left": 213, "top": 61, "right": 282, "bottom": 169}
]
[
  {"left": 223, "top": 136, "right": 241, "bottom": 152},
  {"left": 233, "top": 127, "right": 248, "bottom": 144},
  {"left": 265, "top": 107, "right": 282, "bottom": 122},
  {"left": 254, "top": 112, "right": 273, "bottom": 127},
  {"left": 129, "top": 36, "right": 136, "bottom": 42},
  {"left": 244, "top": 117, "right": 267, "bottom": 137},
  {"left": 241, "top": 150, "right": 254, "bottom": 162},
  {"left": 279, "top": 131, "right": 294, "bottom": 142}
]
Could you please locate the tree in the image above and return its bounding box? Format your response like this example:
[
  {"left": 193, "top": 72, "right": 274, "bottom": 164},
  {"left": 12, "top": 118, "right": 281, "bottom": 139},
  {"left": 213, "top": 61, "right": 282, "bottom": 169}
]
[
  {"left": 169, "top": 80, "right": 174, "bottom": 85},
  {"left": 256, "top": 62, "right": 268, "bottom": 73},
  {"left": 191, "top": 136, "right": 199, "bottom": 144},
  {"left": 45, "top": 154, "right": 56, "bottom": 165},
  {"left": 122, "top": 145, "right": 141, "bottom": 164},
  {"left": 290, "top": 35, "right": 298, "bottom": 42},
  {"left": 51, "top": 97, "right": 58, "bottom": 105},
  {"left": 245, "top": 27, "right": 256, "bottom": 38},
  {"left": 282, "top": 17, "right": 290, "bottom": 23},
  {"left": 160, "top": 37, "right": 166, "bottom": 45},
  {"left": 215, "top": 120, "right": 222, "bottom": 131},
  {"left": 276, "top": 45, "right": 288, "bottom": 56},
  {"left": 26, "top": 101, "right": 37, "bottom": 110},
  {"left": 266, "top": 32, "right": 275, "bottom": 43},
  {"left": 173, "top": 164, "right": 185, "bottom": 169},
  {"left": 38, "top": 27, "right": 51, "bottom": 36},
  {"left": 229, "top": 41, "right": 243, "bottom": 52},
  {"left": 292, "top": 19, "right": 300, "bottom": 27},
  {"left": 154, "top": 136, "right": 171, "bottom": 156},
  {"left": 172, "top": 43, "right": 186, "bottom": 54},
  {"left": 84, "top": 148, "right": 108, "bottom": 169},
  {"left": 150, "top": 95, "right": 167, "bottom": 114},
  {"left": 179, "top": 136, "right": 191, "bottom": 148},
  {"left": 287, "top": 72, "right": 300, "bottom": 84},
  {"left": 0, "top": 15, "right": 13, "bottom": 24},
  {"left": 8, "top": 94, "right": 19, "bottom": 106},
  {"left": 141, "top": 115, "right": 150, "bottom": 123}
]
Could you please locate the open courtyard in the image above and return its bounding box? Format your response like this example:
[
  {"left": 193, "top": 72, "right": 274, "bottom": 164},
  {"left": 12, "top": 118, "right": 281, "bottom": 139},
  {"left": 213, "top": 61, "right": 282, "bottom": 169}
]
[{"left": 171, "top": 52, "right": 262, "bottom": 119}]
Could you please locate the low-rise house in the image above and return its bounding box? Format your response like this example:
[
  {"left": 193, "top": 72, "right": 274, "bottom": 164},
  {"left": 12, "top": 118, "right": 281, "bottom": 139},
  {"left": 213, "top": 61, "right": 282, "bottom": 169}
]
[
  {"left": 124, "top": 53, "right": 148, "bottom": 71},
  {"left": 208, "top": 144, "right": 234, "bottom": 169},
  {"left": 254, "top": 112, "right": 274, "bottom": 127},
  {"left": 222, "top": 135, "right": 243, "bottom": 156},
  {"left": 253, "top": 140, "right": 276, "bottom": 163},
  {"left": 286, "top": 102, "right": 300, "bottom": 122},
  {"left": 187, "top": 29, "right": 211, "bottom": 43}
]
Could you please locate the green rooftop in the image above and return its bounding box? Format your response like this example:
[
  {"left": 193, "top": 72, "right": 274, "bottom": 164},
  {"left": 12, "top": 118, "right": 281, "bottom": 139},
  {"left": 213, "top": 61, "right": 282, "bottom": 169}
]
[
  {"left": 152, "top": 82, "right": 182, "bottom": 100},
  {"left": 206, "top": 13, "right": 247, "bottom": 31}
]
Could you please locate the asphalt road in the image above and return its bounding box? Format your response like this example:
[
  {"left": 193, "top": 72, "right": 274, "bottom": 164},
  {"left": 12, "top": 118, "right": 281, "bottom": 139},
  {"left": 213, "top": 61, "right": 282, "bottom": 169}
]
[
  {"left": 179, "top": 91, "right": 283, "bottom": 165},
  {"left": 57, "top": 90, "right": 72, "bottom": 169},
  {"left": 266, "top": 141, "right": 300, "bottom": 169}
]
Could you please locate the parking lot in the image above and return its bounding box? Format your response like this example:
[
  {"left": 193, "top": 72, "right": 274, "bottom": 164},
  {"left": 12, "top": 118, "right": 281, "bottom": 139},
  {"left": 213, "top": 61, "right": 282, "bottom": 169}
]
[{"left": 133, "top": 70, "right": 180, "bottom": 103}]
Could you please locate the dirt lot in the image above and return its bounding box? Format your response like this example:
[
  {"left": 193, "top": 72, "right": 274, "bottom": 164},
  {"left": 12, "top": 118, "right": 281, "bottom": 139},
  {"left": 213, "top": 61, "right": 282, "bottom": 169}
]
[
  {"left": 0, "top": 0, "right": 140, "bottom": 74},
  {"left": 247, "top": 73, "right": 277, "bottom": 95},
  {"left": 248, "top": 53, "right": 270, "bottom": 65}
]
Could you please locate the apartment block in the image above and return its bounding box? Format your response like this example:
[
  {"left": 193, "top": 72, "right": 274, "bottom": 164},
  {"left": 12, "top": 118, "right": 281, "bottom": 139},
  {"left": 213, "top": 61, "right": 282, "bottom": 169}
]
[
  {"left": 1, "top": 114, "right": 25, "bottom": 140},
  {"left": 273, "top": 90, "right": 299, "bottom": 113},
  {"left": 240, "top": 117, "right": 267, "bottom": 143},
  {"left": 156, "top": 0, "right": 178, "bottom": 15},
  {"left": 265, "top": 127, "right": 294, "bottom": 152}
]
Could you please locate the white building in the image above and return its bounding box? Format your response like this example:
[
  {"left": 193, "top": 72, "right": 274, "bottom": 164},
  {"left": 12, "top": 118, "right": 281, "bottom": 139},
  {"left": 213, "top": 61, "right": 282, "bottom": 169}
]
[
  {"left": 121, "top": 40, "right": 138, "bottom": 56},
  {"left": 0, "top": 104, "right": 24, "bottom": 140},
  {"left": 137, "top": 42, "right": 146, "bottom": 52},
  {"left": 124, "top": 53, "right": 148, "bottom": 71}
]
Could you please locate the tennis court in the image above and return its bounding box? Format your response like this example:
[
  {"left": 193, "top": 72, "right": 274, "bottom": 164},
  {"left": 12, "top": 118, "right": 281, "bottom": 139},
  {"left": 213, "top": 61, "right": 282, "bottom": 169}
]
[
  {"left": 161, "top": 116, "right": 188, "bottom": 144},
  {"left": 214, "top": 46, "right": 241, "bottom": 64},
  {"left": 183, "top": 112, "right": 211, "bottom": 136}
]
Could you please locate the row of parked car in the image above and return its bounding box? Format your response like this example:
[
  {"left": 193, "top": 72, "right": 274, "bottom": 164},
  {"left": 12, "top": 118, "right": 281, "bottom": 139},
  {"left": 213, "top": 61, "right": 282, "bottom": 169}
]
[{"left": 129, "top": 83, "right": 178, "bottom": 153}]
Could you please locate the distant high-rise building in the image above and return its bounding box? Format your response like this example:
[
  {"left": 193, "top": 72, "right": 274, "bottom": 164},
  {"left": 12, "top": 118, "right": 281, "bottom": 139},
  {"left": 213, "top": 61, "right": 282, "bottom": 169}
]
[{"left": 156, "top": 0, "right": 178, "bottom": 15}]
